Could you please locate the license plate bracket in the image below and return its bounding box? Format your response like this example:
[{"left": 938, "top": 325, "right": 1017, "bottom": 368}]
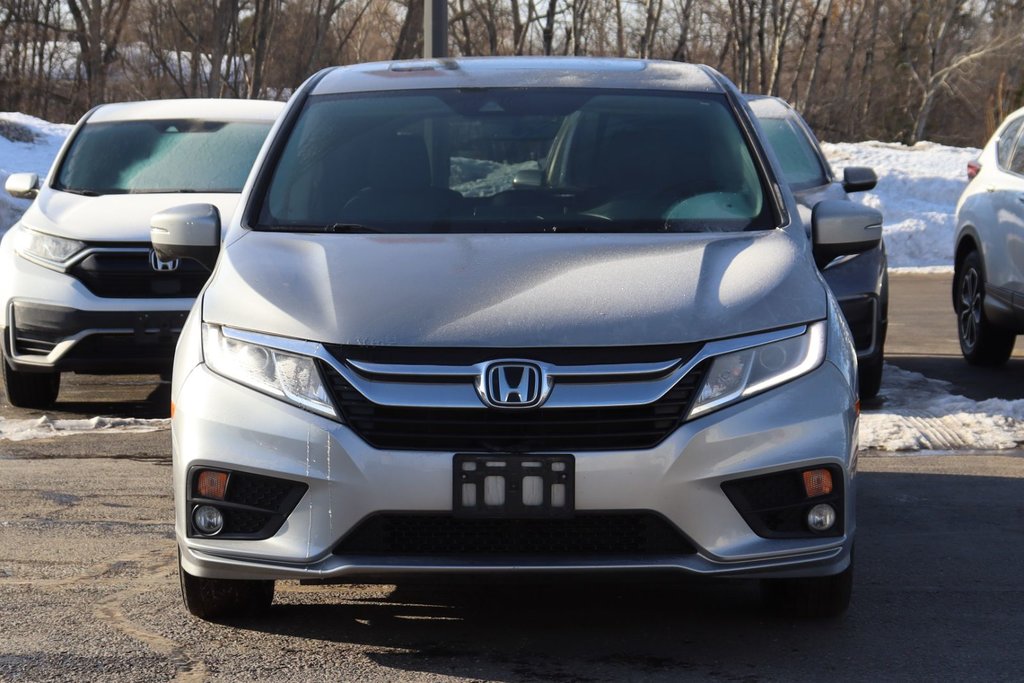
[{"left": 453, "top": 454, "right": 575, "bottom": 518}]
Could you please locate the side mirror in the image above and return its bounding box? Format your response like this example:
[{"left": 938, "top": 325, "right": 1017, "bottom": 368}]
[
  {"left": 151, "top": 203, "right": 221, "bottom": 272},
  {"left": 512, "top": 169, "right": 543, "bottom": 189},
  {"left": 842, "top": 166, "right": 877, "bottom": 193},
  {"left": 812, "top": 200, "right": 882, "bottom": 269},
  {"left": 5, "top": 172, "right": 40, "bottom": 200}
]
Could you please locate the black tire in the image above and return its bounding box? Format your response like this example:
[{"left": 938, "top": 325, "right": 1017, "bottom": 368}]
[
  {"left": 955, "top": 251, "right": 1015, "bottom": 366},
  {"left": 761, "top": 557, "right": 853, "bottom": 618},
  {"left": 2, "top": 360, "right": 60, "bottom": 409},
  {"left": 857, "top": 351, "right": 883, "bottom": 400},
  {"left": 178, "top": 551, "right": 274, "bottom": 620}
]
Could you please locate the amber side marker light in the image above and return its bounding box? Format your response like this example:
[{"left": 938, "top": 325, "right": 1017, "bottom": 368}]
[
  {"left": 170, "top": 401, "right": 175, "bottom": 418},
  {"left": 802, "top": 469, "right": 833, "bottom": 498},
  {"left": 197, "top": 470, "right": 229, "bottom": 500}
]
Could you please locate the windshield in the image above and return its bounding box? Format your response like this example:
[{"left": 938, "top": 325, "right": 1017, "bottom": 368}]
[
  {"left": 55, "top": 119, "right": 272, "bottom": 195},
  {"left": 756, "top": 117, "right": 830, "bottom": 189},
  {"left": 256, "top": 89, "right": 774, "bottom": 233}
]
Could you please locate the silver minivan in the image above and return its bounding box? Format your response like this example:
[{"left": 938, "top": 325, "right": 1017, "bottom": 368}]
[{"left": 155, "top": 58, "right": 880, "bottom": 620}]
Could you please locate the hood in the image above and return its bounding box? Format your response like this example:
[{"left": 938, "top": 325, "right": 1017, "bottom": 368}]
[
  {"left": 20, "top": 190, "right": 241, "bottom": 242},
  {"left": 204, "top": 229, "right": 827, "bottom": 348}
]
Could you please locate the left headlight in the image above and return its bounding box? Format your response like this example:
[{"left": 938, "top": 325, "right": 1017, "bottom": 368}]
[
  {"left": 202, "top": 324, "right": 337, "bottom": 418},
  {"left": 12, "top": 226, "right": 86, "bottom": 270},
  {"left": 689, "top": 321, "right": 826, "bottom": 418}
]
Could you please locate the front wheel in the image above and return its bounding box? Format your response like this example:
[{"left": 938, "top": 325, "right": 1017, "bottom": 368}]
[
  {"left": 761, "top": 557, "right": 853, "bottom": 618},
  {"left": 2, "top": 360, "right": 60, "bottom": 409},
  {"left": 178, "top": 551, "right": 274, "bottom": 621},
  {"left": 857, "top": 352, "right": 883, "bottom": 401},
  {"left": 955, "top": 251, "right": 1015, "bottom": 366}
]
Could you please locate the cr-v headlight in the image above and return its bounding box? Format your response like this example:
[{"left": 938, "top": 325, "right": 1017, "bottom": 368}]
[
  {"left": 12, "top": 225, "right": 86, "bottom": 270},
  {"left": 689, "top": 321, "right": 826, "bottom": 418},
  {"left": 202, "top": 324, "right": 337, "bottom": 418}
]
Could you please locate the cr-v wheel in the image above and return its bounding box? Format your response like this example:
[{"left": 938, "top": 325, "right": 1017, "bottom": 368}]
[
  {"left": 178, "top": 550, "right": 274, "bottom": 620},
  {"left": 2, "top": 360, "right": 60, "bottom": 409},
  {"left": 956, "top": 251, "right": 1015, "bottom": 366}
]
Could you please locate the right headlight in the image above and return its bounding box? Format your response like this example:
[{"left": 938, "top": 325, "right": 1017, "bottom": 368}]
[
  {"left": 689, "top": 321, "right": 826, "bottom": 418},
  {"left": 12, "top": 225, "right": 86, "bottom": 270},
  {"left": 202, "top": 324, "right": 337, "bottom": 418}
]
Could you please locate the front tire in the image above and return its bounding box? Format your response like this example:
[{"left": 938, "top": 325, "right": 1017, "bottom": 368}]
[
  {"left": 956, "top": 251, "right": 1015, "bottom": 366},
  {"left": 857, "top": 351, "right": 883, "bottom": 400},
  {"left": 761, "top": 557, "right": 853, "bottom": 618},
  {"left": 178, "top": 551, "right": 274, "bottom": 620},
  {"left": 2, "top": 359, "right": 60, "bottom": 409}
]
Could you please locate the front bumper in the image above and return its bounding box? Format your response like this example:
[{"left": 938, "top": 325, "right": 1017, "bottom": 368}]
[
  {"left": 4, "top": 300, "right": 186, "bottom": 373},
  {"left": 174, "top": 359, "right": 858, "bottom": 582},
  {"left": 1, "top": 250, "right": 192, "bottom": 373}
]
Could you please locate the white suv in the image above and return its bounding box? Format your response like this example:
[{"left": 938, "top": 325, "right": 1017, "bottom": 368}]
[
  {"left": 954, "top": 106, "right": 1024, "bottom": 364},
  {"left": 1, "top": 99, "right": 283, "bottom": 408}
]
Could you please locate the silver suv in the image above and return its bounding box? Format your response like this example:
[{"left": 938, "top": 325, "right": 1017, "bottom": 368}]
[{"left": 155, "top": 58, "right": 880, "bottom": 620}]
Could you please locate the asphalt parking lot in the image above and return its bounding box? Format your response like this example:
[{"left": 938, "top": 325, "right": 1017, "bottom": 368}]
[{"left": 2, "top": 272, "right": 1023, "bottom": 681}]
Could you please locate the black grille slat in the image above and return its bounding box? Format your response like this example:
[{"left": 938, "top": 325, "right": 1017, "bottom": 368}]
[
  {"left": 334, "top": 513, "right": 696, "bottom": 556},
  {"left": 323, "top": 359, "right": 706, "bottom": 452},
  {"left": 68, "top": 250, "right": 209, "bottom": 299}
]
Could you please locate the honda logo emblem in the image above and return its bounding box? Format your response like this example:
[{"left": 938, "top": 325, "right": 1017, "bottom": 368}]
[
  {"left": 479, "top": 362, "right": 547, "bottom": 408},
  {"left": 149, "top": 250, "right": 179, "bottom": 272}
]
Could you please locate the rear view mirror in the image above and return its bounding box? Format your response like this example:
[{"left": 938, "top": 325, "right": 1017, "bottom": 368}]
[
  {"left": 5, "top": 172, "right": 40, "bottom": 200},
  {"left": 841, "top": 167, "right": 877, "bottom": 193},
  {"left": 151, "top": 203, "right": 221, "bottom": 272},
  {"left": 811, "top": 200, "right": 882, "bottom": 269}
]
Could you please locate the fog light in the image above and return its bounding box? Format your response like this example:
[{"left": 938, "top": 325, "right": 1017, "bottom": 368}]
[
  {"left": 193, "top": 505, "right": 224, "bottom": 535},
  {"left": 807, "top": 503, "right": 836, "bottom": 532}
]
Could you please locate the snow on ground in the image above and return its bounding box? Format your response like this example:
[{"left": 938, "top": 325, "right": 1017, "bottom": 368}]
[
  {"left": 0, "top": 415, "right": 169, "bottom": 442},
  {"left": 0, "top": 112, "right": 72, "bottom": 234},
  {"left": 861, "top": 364, "right": 1024, "bottom": 452},
  {"left": 822, "top": 140, "right": 977, "bottom": 271}
]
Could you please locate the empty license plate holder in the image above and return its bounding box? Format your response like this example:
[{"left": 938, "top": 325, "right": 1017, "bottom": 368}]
[{"left": 453, "top": 454, "right": 575, "bottom": 518}]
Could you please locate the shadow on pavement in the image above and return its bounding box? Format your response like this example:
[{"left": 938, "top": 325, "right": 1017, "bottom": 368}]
[{"left": 219, "top": 470, "right": 1024, "bottom": 681}]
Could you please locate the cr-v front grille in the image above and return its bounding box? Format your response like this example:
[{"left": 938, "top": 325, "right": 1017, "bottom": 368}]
[
  {"left": 68, "top": 248, "right": 209, "bottom": 298},
  {"left": 319, "top": 345, "right": 707, "bottom": 452}
]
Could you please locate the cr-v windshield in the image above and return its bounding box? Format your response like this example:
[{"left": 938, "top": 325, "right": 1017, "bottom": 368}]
[
  {"left": 256, "top": 89, "right": 775, "bottom": 233},
  {"left": 55, "top": 119, "right": 272, "bottom": 195}
]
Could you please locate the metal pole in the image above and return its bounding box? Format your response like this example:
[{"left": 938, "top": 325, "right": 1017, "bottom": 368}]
[{"left": 423, "top": 0, "right": 448, "bottom": 58}]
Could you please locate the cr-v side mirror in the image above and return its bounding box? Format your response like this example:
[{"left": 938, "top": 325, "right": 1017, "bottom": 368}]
[
  {"left": 811, "top": 199, "right": 882, "bottom": 269},
  {"left": 842, "top": 166, "right": 877, "bottom": 193},
  {"left": 5, "top": 172, "right": 40, "bottom": 199},
  {"left": 151, "top": 203, "right": 221, "bottom": 272}
]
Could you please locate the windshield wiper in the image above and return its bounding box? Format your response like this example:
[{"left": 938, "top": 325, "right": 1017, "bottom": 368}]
[
  {"left": 324, "top": 223, "right": 387, "bottom": 234},
  {"left": 60, "top": 188, "right": 102, "bottom": 197}
]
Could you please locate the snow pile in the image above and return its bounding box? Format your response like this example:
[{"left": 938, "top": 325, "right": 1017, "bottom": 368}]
[
  {"left": 860, "top": 364, "right": 1024, "bottom": 451},
  {"left": 823, "top": 141, "right": 977, "bottom": 271},
  {"left": 0, "top": 112, "right": 72, "bottom": 233},
  {"left": 0, "top": 415, "right": 169, "bottom": 442}
]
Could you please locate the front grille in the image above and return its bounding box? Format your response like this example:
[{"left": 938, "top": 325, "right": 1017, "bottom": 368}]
[
  {"left": 68, "top": 250, "right": 208, "bottom": 299},
  {"left": 334, "top": 512, "right": 696, "bottom": 556},
  {"left": 321, "top": 360, "right": 707, "bottom": 452}
]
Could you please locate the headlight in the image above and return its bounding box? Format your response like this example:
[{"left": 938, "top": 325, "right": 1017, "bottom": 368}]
[
  {"left": 202, "top": 324, "right": 337, "bottom": 418},
  {"left": 13, "top": 226, "right": 86, "bottom": 269},
  {"left": 689, "top": 321, "right": 826, "bottom": 418}
]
